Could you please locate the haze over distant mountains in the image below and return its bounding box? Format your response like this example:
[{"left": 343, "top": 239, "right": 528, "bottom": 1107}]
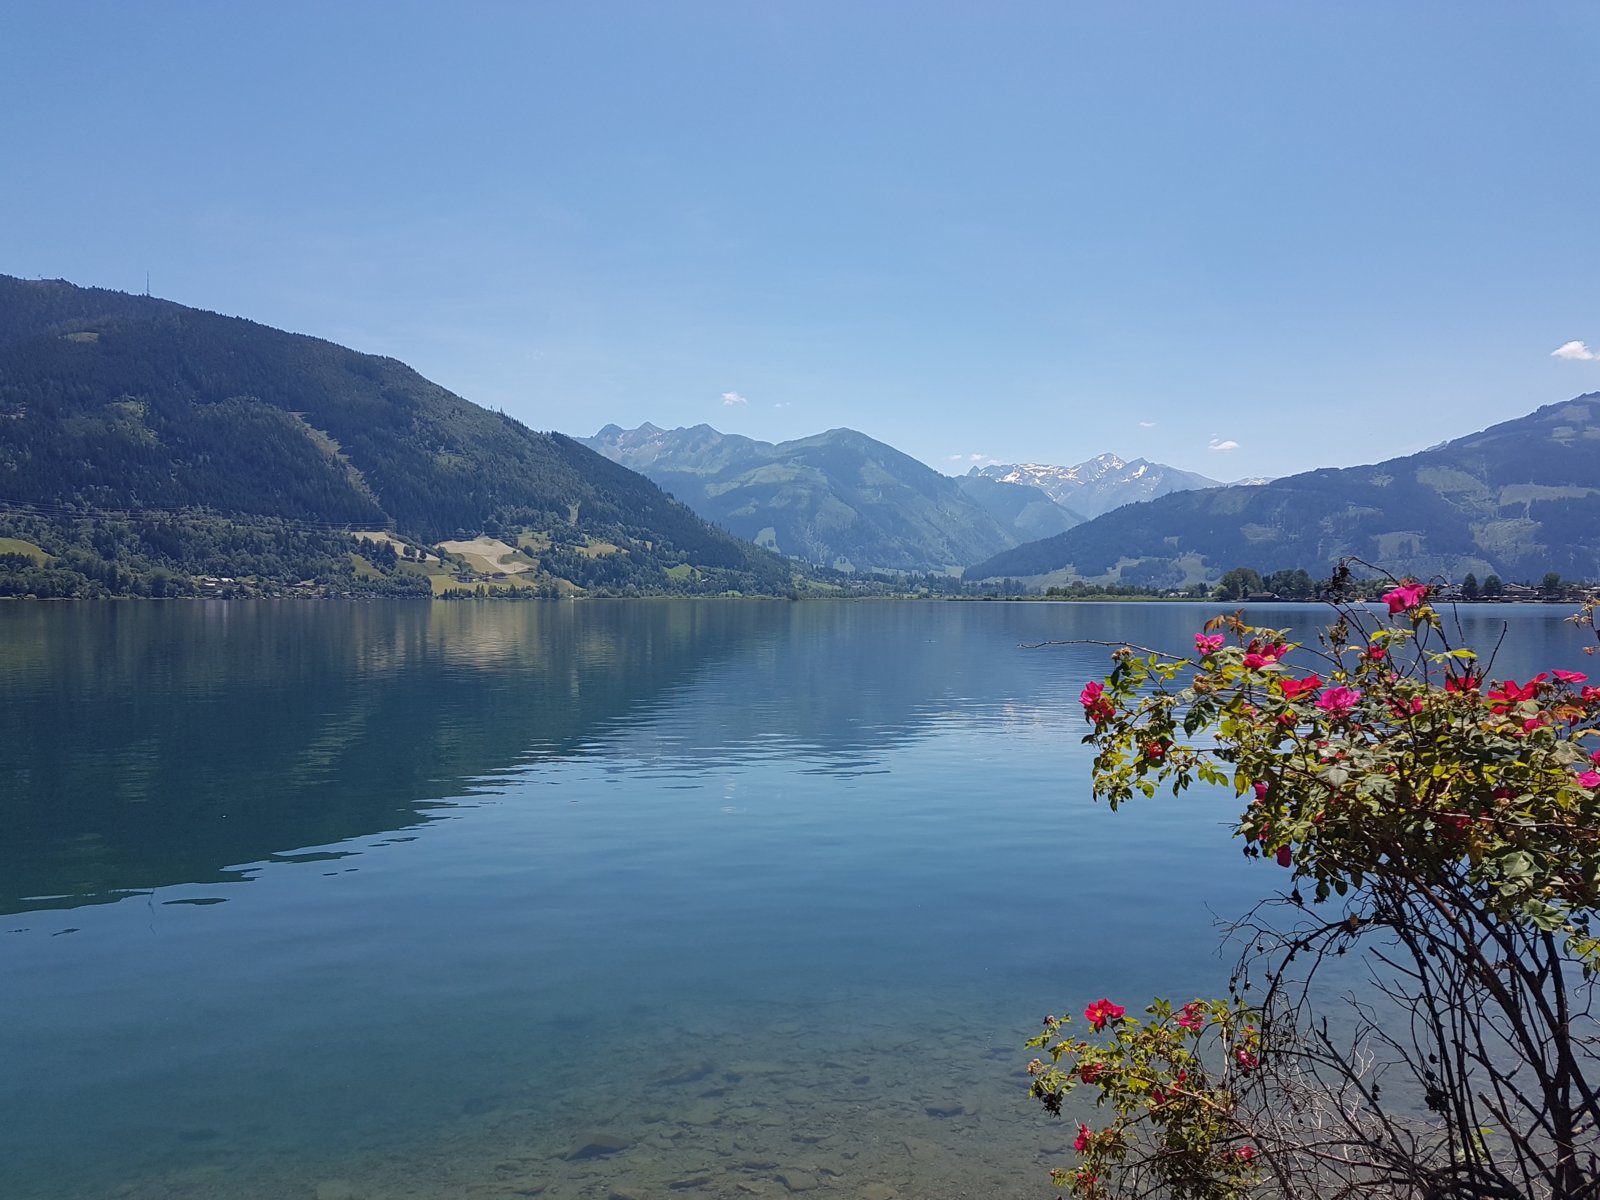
[
  {"left": 581, "top": 423, "right": 1232, "bottom": 575},
  {"left": 966, "top": 395, "right": 1600, "bottom": 587}
]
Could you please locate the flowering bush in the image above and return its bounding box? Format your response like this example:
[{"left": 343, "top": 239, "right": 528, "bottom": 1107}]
[{"left": 1032, "top": 581, "right": 1600, "bottom": 1199}]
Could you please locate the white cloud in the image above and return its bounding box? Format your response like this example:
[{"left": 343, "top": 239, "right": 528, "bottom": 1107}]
[
  {"left": 1551, "top": 340, "right": 1598, "bottom": 361},
  {"left": 721, "top": 391, "right": 748, "bottom": 405},
  {"left": 1139, "top": 420, "right": 1157, "bottom": 428},
  {"left": 1208, "top": 438, "right": 1241, "bottom": 452}
]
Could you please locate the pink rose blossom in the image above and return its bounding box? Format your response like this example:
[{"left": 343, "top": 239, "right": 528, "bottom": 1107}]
[
  {"left": 1487, "top": 678, "right": 1540, "bottom": 714},
  {"left": 1578, "top": 770, "right": 1600, "bottom": 790},
  {"left": 1194, "top": 633, "right": 1224, "bottom": 656},
  {"left": 1382, "top": 583, "right": 1428, "bottom": 613},
  {"left": 1314, "top": 686, "right": 1361, "bottom": 717},
  {"left": 1080, "top": 681, "right": 1114, "bottom": 724},
  {"left": 1280, "top": 674, "right": 1322, "bottom": 701},
  {"left": 1084, "top": 998, "right": 1125, "bottom": 1031},
  {"left": 1553, "top": 670, "right": 1588, "bottom": 684},
  {"left": 1241, "top": 642, "right": 1288, "bottom": 671}
]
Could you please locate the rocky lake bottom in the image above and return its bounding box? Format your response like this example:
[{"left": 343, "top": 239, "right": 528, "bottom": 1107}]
[{"left": 84, "top": 995, "right": 1071, "bottom": 1200}]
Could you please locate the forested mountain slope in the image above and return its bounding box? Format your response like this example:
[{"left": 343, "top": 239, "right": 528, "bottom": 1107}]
[
  {"left": 0, "top": 276, "right": 792, "bottom": 596},
  {"left": 583, "top": 421, "right": 1079, "bottom": 573}
]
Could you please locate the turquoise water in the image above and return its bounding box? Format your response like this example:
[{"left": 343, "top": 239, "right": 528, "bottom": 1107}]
[{"left": 0, "top": 599, "right": 1588, "bottom": 1200}]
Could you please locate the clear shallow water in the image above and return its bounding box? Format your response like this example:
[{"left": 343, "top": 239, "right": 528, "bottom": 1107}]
[{"left": 0, "top": 599, "right": 1589, "bottom": 1200}]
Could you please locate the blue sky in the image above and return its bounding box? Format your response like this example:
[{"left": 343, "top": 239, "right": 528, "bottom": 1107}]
[{"left": 3, "top": 1, "right": 1597, "bottom": 480}]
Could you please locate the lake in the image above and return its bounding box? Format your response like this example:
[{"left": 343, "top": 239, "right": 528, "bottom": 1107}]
[{"left": 1, "top": 599, "right": 1589, "bottom": 1200}]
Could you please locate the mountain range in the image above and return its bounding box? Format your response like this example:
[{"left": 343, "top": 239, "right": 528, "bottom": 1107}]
[
  {"left": 0, "top": 276, "right": 792, "bottom": 596},
  {"left": 6, "top": 274, "right": 1594, "bottom": 599},
  {"left": 580, "top": 423, "right": 1229, "bottom": 575},
  {"left": 580, "top": 422, "right": 1031, "bottom": 573},
  {"left": 965, "top": 395, "right": 1600, "bottom": 587},
  {"left": 967, "top": 456, "right": 1226, "bottom": 519}
]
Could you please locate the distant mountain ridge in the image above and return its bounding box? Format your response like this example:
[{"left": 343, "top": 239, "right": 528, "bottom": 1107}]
[
  {"left": 969, "top": 455, "right": 1226, "bottom": 519},
  {"left": 0, "top": 275, "right": 793, "bottom": 595},
  {"left": 965, "top": 395, "right": 1600, "bottom": 587},
  {"left": 583, "top": 422, "right": 1088, "bottom": 573}
]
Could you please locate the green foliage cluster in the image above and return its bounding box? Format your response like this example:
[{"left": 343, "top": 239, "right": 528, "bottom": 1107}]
[
  {"left": 1044, "top": 581, "right": 1170, "bottom": 598},
  {"left": 0, "top": 509, "right": 432, "bottom": 598},
  {"left": 1039, "top": 580, "right": 1600, "bottom": 1198},
  {"left": 1212, "top": 567, "right": 1317, "bottom": 600}
]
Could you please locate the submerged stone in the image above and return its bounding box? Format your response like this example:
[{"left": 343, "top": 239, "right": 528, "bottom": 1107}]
[
  {"left": 563, "top": 1132, "right": 632, "bottom": 1160},
  {"left": 654, "top": 1061, "right": 715, "bottom": 1086}
]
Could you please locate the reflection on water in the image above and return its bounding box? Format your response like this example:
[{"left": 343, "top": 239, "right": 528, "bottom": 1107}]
[{"left": 0, "top": 600, "right": 1589, "bottom": 1200}]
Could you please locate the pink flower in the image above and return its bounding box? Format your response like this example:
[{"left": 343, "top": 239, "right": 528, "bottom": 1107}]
[
  {"left": 1366, "top": 643, "right": 1387, "bottom": 662},
  {"left": 1590, "top": 750, "right": 1600, "bottom": 766},
  {"left": 1554, "top": 670, "right": 1588, "bottom": 684},
  {"left": 1242, "top": 642, "right": 1288, "bottom": 671},
  {"left": 1176, "top": 1002, "right": 1205, "bottom": 1032},
  {"left": 1194, "top": 633, "right": 1224, "bottom": 656},
  {"left": 1079, "top": 1062, "right": 1102, "bottom": 1083},
  {"left": 1074, "top": 1123, "right": 1091, "bottom": 1152},
  {"left": 1578, "top": 770, "right": 1600, "bottom": 790},
  {"left": 1080, "top": 681, "right": 1115, "bottom": 724},
  {"left": 1235, "top": 1146, "right": 1256, "bottom": 1163},
  {"left": 1382, "top": 582, "right": 1428, "bottom": 614},
  {"left": 1276, "top": 845, "right": 1293, "bottom": 868},
  {"left": 1084, "top": 998, "right": 1125, "bottom": 1031},
  {"left": 1252, "top": 781, "right": 1269, "bottom": 800},
  {"left": 1279, "top": 675, "right": 1322, "bottom": 701},
  {"left": 1144, "top": 740, "right": 1169, "bottom": 761},
  {"left": 1389, "top": 696, "right": 1424, "bottom": 718},
  {"left": 1235, "top": 1047, "right": 1259, "bottom": 1070},
  {"left": 1486, "top": 678, "right": 1539, "bottom": 714},
  {"left": 1314, "top": 686, "right": 1361, "bottom": 717}
]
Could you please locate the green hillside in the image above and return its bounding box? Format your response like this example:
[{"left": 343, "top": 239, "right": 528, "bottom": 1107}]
[
  {"left": 0, "top": 276, "right": 793, "bottom": 597},
  {"left": 583, "top": 422, "right": 1062, "bottom": 573},
  {"left": 964, "top": 395, "right": 1600, "bottom": 587}
]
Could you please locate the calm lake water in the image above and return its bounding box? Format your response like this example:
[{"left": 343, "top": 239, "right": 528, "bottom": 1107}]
[{"left": 1, "top": 599, "right": 1590, "bottom": 1200}]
